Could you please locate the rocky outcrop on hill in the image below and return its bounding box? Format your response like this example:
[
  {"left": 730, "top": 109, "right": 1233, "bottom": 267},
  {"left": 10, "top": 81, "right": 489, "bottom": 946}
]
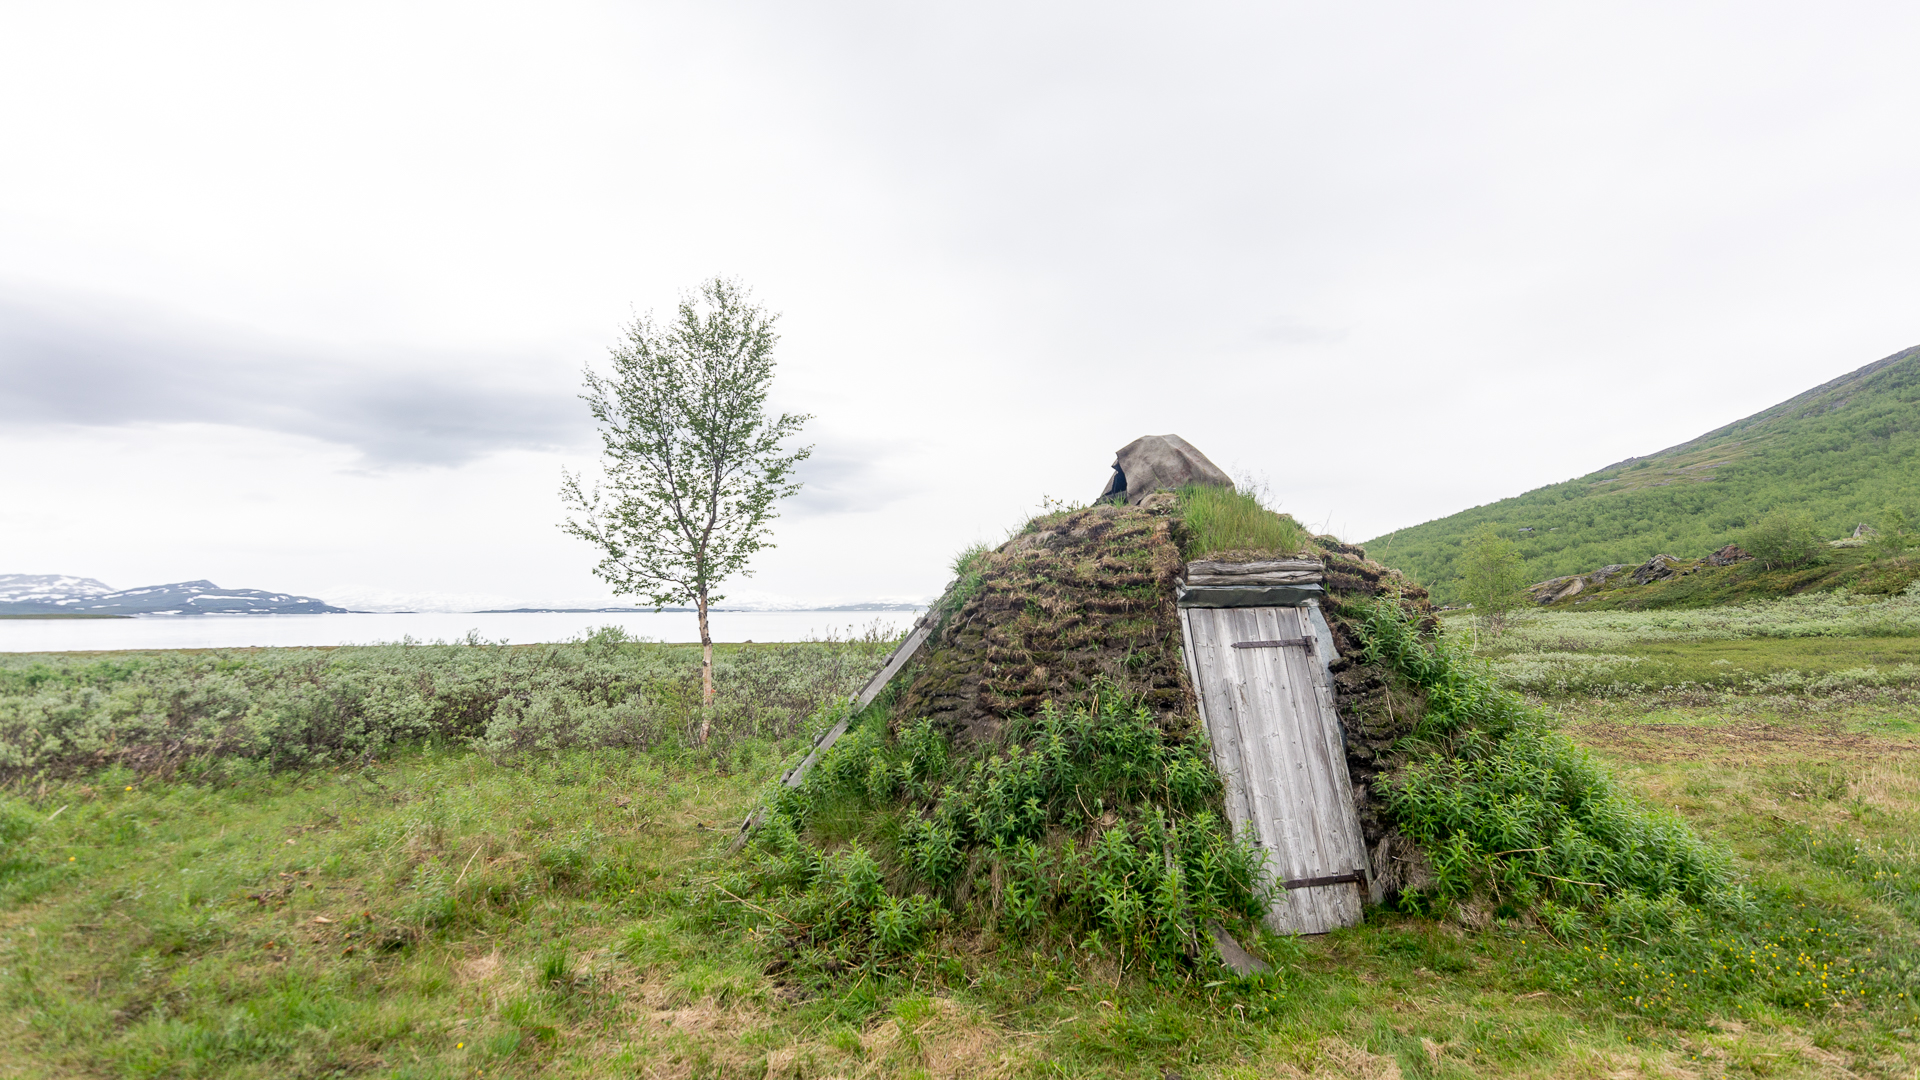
[
  {"left": 1631, "top": 554, "right": 1685, "bottom": 585},
  {"left": 1523, "top": 540, "right": 1784, "bottom": 608},
  {"left": 1527, "top": 554, "right": 1706, "bottom": 605},
  {"left": 1525, "top": 564, "right": 1631, "bottom": 605},
  {"left": 1705, "top": 543, "right": 1752, "bottom": 566}
]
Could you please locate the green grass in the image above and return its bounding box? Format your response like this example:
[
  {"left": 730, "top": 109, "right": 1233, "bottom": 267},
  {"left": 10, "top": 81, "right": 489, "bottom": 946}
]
[
  {"left": 5, "top": 732, "right": 1917, "bottom": 1075},
  {"left": 1470, "top": 585, "right": 1920, "bottom": 694},
  {"left": 1491, "top": 636, "right": 1920, "bottom": 696},
  {"left": 1176, "top": 485, "right": 1309, "bottom": 559},
  {"left": 1368, "top": 343, "right": 1920, "bottom": 603},
  {"left": 6, "top": 619, "right": 1920, "bottom": 1077}
]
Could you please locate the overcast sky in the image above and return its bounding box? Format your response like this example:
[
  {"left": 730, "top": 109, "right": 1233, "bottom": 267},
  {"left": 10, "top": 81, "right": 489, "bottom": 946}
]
[{"left": 3, "top": 1, "right": 1917, "bottom": 610}]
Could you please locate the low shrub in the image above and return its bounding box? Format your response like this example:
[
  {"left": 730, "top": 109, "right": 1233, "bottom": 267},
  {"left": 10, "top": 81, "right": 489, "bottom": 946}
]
[
  {"left": 0, "top": 631, "right": 891, "bottom": 780},
  {"left": 1348, "top": 601, "right": 1920, "bottom": 1023},
  {"left": 1741, "top": 509, "right": 1827, "bottom": 570}
]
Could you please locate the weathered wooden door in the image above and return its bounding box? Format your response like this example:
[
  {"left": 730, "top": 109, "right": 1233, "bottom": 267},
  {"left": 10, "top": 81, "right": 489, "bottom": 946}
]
[{"left": 1180, "top": 604, "right": 1369, "bottom": 934}]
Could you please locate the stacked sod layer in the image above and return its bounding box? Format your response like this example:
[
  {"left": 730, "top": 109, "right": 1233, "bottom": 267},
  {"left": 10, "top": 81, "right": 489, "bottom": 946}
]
[{"left": 894, "top": 494, "right": 1192, "bottom": 744}]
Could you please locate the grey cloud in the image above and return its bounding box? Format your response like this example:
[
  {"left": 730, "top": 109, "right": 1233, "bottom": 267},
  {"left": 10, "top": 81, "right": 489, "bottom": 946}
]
[
  {"left": 1250, "top": 320, "right": 1349, "bottom": 346},
  {"left": 0, "top": 295, "right": 586, "bottom": 466},
  {"left": 787, "top": 444, "right": 916, "bottom": 515}
]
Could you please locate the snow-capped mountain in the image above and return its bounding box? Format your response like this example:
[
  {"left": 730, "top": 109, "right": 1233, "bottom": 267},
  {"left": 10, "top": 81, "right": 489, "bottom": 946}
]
[
  {"left": 0, "top": 578, "right": 346, "bottom": 615},
  {"left": 0, "top": 574, "right": 115, "bottom": 604}
]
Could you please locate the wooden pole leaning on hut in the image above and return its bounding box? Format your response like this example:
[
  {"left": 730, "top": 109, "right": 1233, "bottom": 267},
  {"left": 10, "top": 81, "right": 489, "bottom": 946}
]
[{"left": 727, "top": 610, "right": 938, "bottom": 852}]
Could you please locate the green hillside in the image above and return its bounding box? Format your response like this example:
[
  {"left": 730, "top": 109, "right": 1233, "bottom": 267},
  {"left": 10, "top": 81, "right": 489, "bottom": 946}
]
[{"left": 1367, "top": 343, "right": 1920, "bottom": 601}]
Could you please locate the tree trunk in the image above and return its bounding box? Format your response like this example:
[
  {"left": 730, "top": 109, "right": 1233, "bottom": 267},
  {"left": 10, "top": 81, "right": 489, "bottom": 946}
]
[{"left": 696, "top": 588, "right": 715, "bottom": 742}]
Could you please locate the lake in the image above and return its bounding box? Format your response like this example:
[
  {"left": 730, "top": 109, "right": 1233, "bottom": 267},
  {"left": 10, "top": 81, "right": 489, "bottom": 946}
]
[{"left": 0, "top": 609, "right": 925, "bottom": 653}]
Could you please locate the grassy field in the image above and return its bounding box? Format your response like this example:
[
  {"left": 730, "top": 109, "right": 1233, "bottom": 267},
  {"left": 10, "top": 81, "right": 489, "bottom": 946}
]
[
  {"left": 1474, "top": 586, "right": 1920, "bottom": 697},
  {"left": 4, "top": 630, "right": 1920, "bottom": 1077}
]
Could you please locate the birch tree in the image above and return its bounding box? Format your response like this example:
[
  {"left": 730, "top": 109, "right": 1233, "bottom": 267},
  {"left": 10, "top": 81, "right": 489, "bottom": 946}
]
[
  {"left": 1458, "top": 528, "right": 1529, "bottom": 634},
  {"left": 561, "top": 278, "right": 812, "bottom": 740}
]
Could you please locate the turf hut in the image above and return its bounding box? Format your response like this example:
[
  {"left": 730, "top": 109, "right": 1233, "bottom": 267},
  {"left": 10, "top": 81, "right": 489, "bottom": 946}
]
[{"left": 745, "top": 435, "right": 1433, "bottom": 954}]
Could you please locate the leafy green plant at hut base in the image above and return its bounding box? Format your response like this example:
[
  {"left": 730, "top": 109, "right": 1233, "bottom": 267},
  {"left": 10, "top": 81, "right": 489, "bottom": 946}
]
[
  {"left": 717, "top": 683, "right": 1268, "bottom": 982},
  {"left": 1352, "top": 596, "right": 1920, "bottom": 1026},
  {"left": 1357, "top": 598, "right": 1739, "bottom": 915}
]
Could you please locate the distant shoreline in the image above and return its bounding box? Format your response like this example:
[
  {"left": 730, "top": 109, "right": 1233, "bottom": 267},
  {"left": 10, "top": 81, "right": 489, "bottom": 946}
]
[
  {"left": 0, "top": 613, "right": 133, "bottom": 620},
  {"left": 473, "top": 605, "right": 922, "bottom": 614},
  {"left": 1, "top": 607, "right": 923, "bottom": 618}
]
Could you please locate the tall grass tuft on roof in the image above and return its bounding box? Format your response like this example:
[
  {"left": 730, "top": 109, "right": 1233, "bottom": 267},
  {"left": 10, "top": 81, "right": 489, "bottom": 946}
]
[
  {"left": 1176, "top": 484, "right": 1309, "bottom": 559},
  {"left": 937, "top": 542, "right": 992, "bottom": 618}
]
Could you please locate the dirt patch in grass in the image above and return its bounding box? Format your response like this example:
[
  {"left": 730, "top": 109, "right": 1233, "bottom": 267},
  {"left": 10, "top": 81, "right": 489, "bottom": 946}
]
[
  {"left": 1297, "top": 1037, "right": 1406, "bottom": 1079},
  {"left": 457, "top": 950, "right": 505, "bottom": 986},
  {"left": 1855, "top": 759, "right": 1920, "bottom": 816},
  {"left": 758, "top": 997, "right": 1023, "bottom": 1080}
]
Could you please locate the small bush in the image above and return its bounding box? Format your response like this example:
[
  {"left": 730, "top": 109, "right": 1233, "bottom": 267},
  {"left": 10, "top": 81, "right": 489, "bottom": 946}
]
[
  {"left": 1869, "top": 505, "right": 1919, "bottom": 558},
  {"left": 1177, "top": 485, "right": 1308, "bottom": 558},
  {"left": 1456, "top": 528, "right": 1529, "bottom": 624},
  {"left": 1741, "top": 509, "right": 1826, "bottom": 570}
]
